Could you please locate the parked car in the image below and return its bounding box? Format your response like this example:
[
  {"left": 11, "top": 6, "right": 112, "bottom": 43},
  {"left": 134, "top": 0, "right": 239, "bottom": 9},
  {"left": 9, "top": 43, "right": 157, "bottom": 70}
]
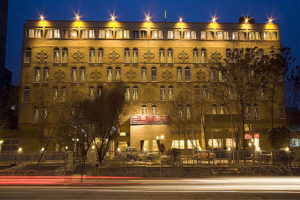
[
  {"left": 193, "top": 150, "right": 216, "bottom": 160},
  {"left": 119, "top": 147, "right": 139, "bottom": 161}
]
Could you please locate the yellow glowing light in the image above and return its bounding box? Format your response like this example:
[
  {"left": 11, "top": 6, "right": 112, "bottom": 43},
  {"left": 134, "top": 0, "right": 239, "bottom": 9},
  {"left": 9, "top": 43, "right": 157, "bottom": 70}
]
[
  {"left": 160, "top": 135, "right": 164, "bottom": 140},
  {"left": 285, "top": 147, "right": 289, "bottom": 152},
  {"left": 227, "top": 147, "right": 231, "bottom": 151},
  {"left": 211, "top": 16, "right": 217, "bottom": 23},
  {"left": 199, "top": 147, "right": 202, "bottom": 151},
  {"left": 145, "top": 14, "right": 151, "bottom": 22},
  {"left": 268, "top": 18, "right": 273, "bottom": 23},
  {"left": 156, "top": 136, "right": 159, "bottom": 140},
  {"left": 117, "top": 148, "right": 120, "bottom": 152},
  {"left": 75, "top": 21, "right": 82, "bottom": 28},
  {"left": 41, "top": 147, "right": 45, "bottom": 152},
  {"left": 144, "top": 148, "right": 147, "bottom": 151},
  {"left": 40, "top": 15, "right": 44, "bottom": 21},
  {"left": 18, "top": 147, "right": 23, "bottom": 153},
  {"left": 111, "top": 14, "right": 116, "bottom": 21},
  {"left": 244, "top": 17, "right": 249, "bottom": 23},
  {"left": 179, "top": 17, "right": 183, "bottom": 22},
  {"left": 65, "top": 146, "right": 68, "bottom": 150},
  {"left": 75, "top": 14, "right": 80, "bottom": 21},
  {"left": 0, "top": 140, "right": 3, "bottom": 144},
  {"left": 91, "top": 145, "right": 95, "bottom": 150},
  {"left": 248, "top": 142, "right": 252, "bottom": 147}
]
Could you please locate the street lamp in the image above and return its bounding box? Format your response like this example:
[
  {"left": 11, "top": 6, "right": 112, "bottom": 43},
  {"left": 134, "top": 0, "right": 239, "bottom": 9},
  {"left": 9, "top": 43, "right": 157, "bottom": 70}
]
[
  {"left": 0, "top": 140, "right": 3, "bottom": 152},
  {"left": 18, "top": 147, "right": 23, "bottom": 163}
]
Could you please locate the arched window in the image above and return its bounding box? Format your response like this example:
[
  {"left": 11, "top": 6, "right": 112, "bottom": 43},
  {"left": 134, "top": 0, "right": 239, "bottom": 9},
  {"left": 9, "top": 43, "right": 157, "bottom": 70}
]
[
  {"left": 151, "top": 67, "right": 157, "bottom": 81},
  {"left": 61, "top": 87, "right": 66, "bottom": 103},
  {"left": 178, "top": 105, "right": 183, "bottom": 118},
  {"left": 193, "top": 48, "right": 199, "bottom": 63},
  {"left": 202, "top": 86, "right": 208, "bottom": 100},
  {"left": 253, "top": 104, "right": 259, "bottom": 119},
  {"left": 53, "top": 47, "right": 60, "bottom": 63},
  {"left": 71, "top": 67, "right": 77, "bottom": 83},
  {"left": 141, "top": 67, "right": 147, "bottom": 81},
  {"left": 33, "top": 106, "right": 39, "bottom": 122},
  {"left": 220, "top": 104, "right": 225, "bottom": 114},
  {"left": 52, "top": 87, "right": 58, "bottom": 101},
  {"left": 168, "top": 86, "right": 174, "bottom": 100},
  {"left": 140, "top": 30, "right": 147, "bottom": 39},
  {"left": 152, "top": 105, "right": 158, "bottom": 115},
  {"left": 125, "top": 87, "right": 130, "bottom": 101},
  {"left": 62, "top": 47, "right": 68, "bottom": 63},
  {"left": 115, "top": 67, "right": 121, "bottom": 81},
  {"left": 79, "top": 67, "right": 86, "bottom": 82},
  {"left": 201, "top": 48, "right": 207, "bottom": 63},
  {"left": 132, "top": 86, "right": 139, "bottom": 100},
  {"left": 142, "top": 105, "right": 148, "bottom": 116},
  {"left": 132, "top": 48, "right": 138, "bottom": 63},
  {"left": 88, "top": 86, "right": 95, "bottom": 100},
  {"left": 89, "top": 48, "right": 95, "bottom": 63},
  {"left": 97, "top": 48, "right": 104, "bottom": 63},
  {"left": 186, "top": 104, "right": 191, "bottom": 119},
  {"left": 225, "top": 48, "right": 231, "bottom": 58},
  {"left": 34, "top": 67, "right": 41, "bottom": 82},
  {"left": 107, "top": 67, "right": 113, "bottom": 82},
  {"left": 43, "top": 67, "right": 49, "bottom": 82},
  {"left": 159, "top": 48, "right": 165, "bottom": 63},
  {"left": 185, "top": 67, "right": 191, "bottom": 81},
  {"left": 212, "top": 104, "right": 217, "bottom": 115},
  {"left": 24, "top": 87, "right": 30, "bottom": 103},
  {"left": 167, "top": 48, "right": 173, "bottom": 63},
  {"left": 160, "top": 86, "right": 166, "bottom": 100},
  {"left": 71, "top": 29, "right": 78, "bottom": 38},
  {"left": 194, "top": 86, "right": 200, "bottom": 101},
  {"left": 124, "top": 48, "right": 130, "bottom": 63},
  {"left": 25, "top": 48, "right": 32, "bottom": 63},
  {"left": 177, "top": 67, "right": 183, "bottom": 81},
  {"left": 97, "top": 86, "right": 102, "bottom": 97}
]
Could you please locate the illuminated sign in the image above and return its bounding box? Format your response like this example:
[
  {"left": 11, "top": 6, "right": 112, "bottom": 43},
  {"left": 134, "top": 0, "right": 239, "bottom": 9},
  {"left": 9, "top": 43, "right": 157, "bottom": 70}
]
[
  {"left": 245, "top": 133, "right": 260, "bottom": 139},
  {"left": 130, "top": 115, "right": 168, "bottom": 125}
]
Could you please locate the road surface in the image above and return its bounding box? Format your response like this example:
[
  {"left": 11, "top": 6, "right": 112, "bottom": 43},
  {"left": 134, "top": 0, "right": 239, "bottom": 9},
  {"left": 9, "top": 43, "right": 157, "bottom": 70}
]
[{"left": 0, "top": 176, "right": 300, "bottom": 199}]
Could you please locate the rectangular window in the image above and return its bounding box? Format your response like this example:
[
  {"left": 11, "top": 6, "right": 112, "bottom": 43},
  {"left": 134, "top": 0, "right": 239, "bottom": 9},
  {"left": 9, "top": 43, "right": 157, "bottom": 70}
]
[
  {"left": 187, "top": 140, "right": 200, "bottom": 149},
  {"left": 99, "top": 30, "right": 105, "bottom": 38},
  {"left": 46, "top": 29, "right": 53, "bottom": 38},
  {"left": 191, "top": 31, "right": 197, "bottom": 39},
  {"left": 208, "top": 139, "right": 223, "bottom": 148},
  {"left": 124, "top": 30, "right": 130, "bottom": 39},
  {"left": 116, "top": 30, "right": 123, "bottom": 39},
  {"left": 207, "top": 31, "right": 214, "bottom": 40},
  {"left": 167, "top": 31, "right": 174, "bottom": 39},
  {"left": 183, "top": 30, "right": 190, "bottom": 39},
  {"left": 232, "top": 32, "right": 238, "bottom": 40},
  {"left": 158, "top": 31, "right": 163, "bottom": 39},
  {"left": 35, "top": 29, "right": 42, "bottom": 38},
  {"left": 216, "top": 31, "right": 223, "bottom": 40},
  {"left": 174, "top": 30, "right": 180, "bottom": 39},
  {"left": 81, "top": 30, "right": 88, "bottom": 38},
  {"left": 28, "top": 29, "right": 35, "bottom": 38},
  {"left": 71, "top": 30, "right": 78, "bottom": 38},
  {"left": 171, "top": 140, "right": 185, "bottom": 149},
  {"left": 151, "top": 31, "right": 158, "bottom": 39},
  {"left": 89, "top": 29, "right": 95, "bottom": 38},
  {"left": 54, "top": 29, "right": 60, "bottom": 38},
  {"left": 223, "top": 32, "right": 229, "bottom": 40},
  {"left": 201, "top": 31, "right": 206, "bottom": 40},
  {"left": 255, "top": 32, "right": 261, "bottom": 40},
  {"left": 106, "top": 30, "right": 113, "bottom": 38},
  {"left": 249, "top": 32, "right": 255, "bottom": 40},
  {"left": 63, "top": 30, "right": 69, "bottom": 38},
  {"left": 239, "top": 32, "right": 246, "bottom": 40},
  {"left": 271, "top": 32, "right": 278, "bottom": 40}
]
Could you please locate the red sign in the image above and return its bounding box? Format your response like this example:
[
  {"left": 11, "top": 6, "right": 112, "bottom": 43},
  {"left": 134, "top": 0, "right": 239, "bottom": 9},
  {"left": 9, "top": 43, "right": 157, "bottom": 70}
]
[
  {"left": 130, "top": 115, "right": 168, "bottom": 125},
  {"left": 245, "top": 133, "right": 260, "bottom": 139}
]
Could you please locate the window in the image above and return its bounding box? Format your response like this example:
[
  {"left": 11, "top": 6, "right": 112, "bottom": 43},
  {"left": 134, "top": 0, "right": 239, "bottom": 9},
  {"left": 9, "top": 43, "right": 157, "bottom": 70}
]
[
  {"left": 194, "top": 86, "right": 200, "bottom": 101},
  {"left": 142, "top": 105, "right": 148, "bottom": 115},
  {"left": 158, "top": 31, "right": 163, "bottom": 39},
  {"left": 133, "top": 30, "right": 139, "bottom": 39},
  {"left": 61, "top": 87, "right": 66, "bottom": 103},
  {"left": 35, "top": 29, "right": 42, "bottom": 38},
  {"left": 152, "top": 105, "right": 158, "bottom": 115},
  {"left": 202, "top": 86, "right": 208, "bottom": 100},
  {"left": 193, "top": 48, "right": 199, "bottom": 63},
  {"left": 253, "top": 104, "right": 259, "bottom": 119},
  {"left": 255, "top": 32, "right": 261, "bottom": 40},
  {"left": 115, "top": 67, "right": 121, "bottom": 81},
  {"left": 232, "top": 32, "right": 238, "bottom": 40},
  {"left": 191, "top": 31, "right": 197, "bottom": 39},
  {"left": 141, "top": 67, "right": 147, "bottom": 81},
  {"left": 168, "top": 86, "right": 174, "bottom": 100},
  {"left": 186, "top": 104, "right": 191, "bottom": 119},
  {"left": 33, "top": 106, "right": 39, "bottom": 122},
  {"left": 107, "top": 67, "right": 113, "bottom": 82},
  {"left": 218, "top": 71, "right": 223, "bottom": 81},
  {"left": 54, "top": 29, "right": 60, "bottom": 38},
  {"left": 79, "top": 67, "right": 86, "bottom": 82},
  {"left": 140, "top": 30, "right": 147, "bottom": 39},
  {"left": 209, "top": 68, "right": 217, "bottom": 82},
  {"left": 151, "top": 67, "right": 157, "bottom": 81},
  {"left": 239, "top": 32, "right": 246, "bottom": 40},
  {"left": 43, "top": 67, "right": 49, "bottom": 82},
  {"left": 88, "top": 86, "right": 95, "bottom": 101},
  {"left": 185, "top": 67, "right": 191, "bottom": 81},
  {"left": 177, "top": 67, "right": 183, "bottom": 81},
  {"left": 151, "top": 31, "right": 158, "bottom": 39},
  {"left": 201, "top": 48, "right": 207, "bottom": 63},
  {"left": 132, "top": 86, "right": 138, "bottom": 100},
  {"left": 279, "top": 106, "right": 285, "bottom": 119},
  {"left": 224, "top": 32, "right": 229, "bottom": 40},
  {"left": 212, "top": 104, "right": 217, "bottom": 114},
  {"left": 25, "top": 48, "right": 32, "bottom": 63},
  {"left": 97, "top": 48, "right": 104, "bottom": 63},
  {"left": 71, "top": 30, "right": 78, "bottom": 38},
  {"left": 116, "top": 30, "right": 123, "bottom": 39},
  {"left": 160, "top": 86, "right": 166, "bottom": 100},
  {"left": 171, "top": 140, "right": 184, "bottom": 149},
  {"left": 89, "top": 29, "right": 95, "bottom": 38},
  {"left": 89, "top": 48, "right": 95, "bottom": 63},
  {"left": 159, "top": 48, "right": 165, "bottom": 63},
  {"left": 124, "top": 30, "right": 130, "bottom": 39},
  {"left": 53, "top": 47, "right": 60, "bottom": 63},
  {"left": 62, "top": 47, "right": 68, "bottom": 63},
  {"left": 125, "top": 87, "right": 130, "bottom": 101},
  {"left": 167, "top": 31, "right": 174, "bottom": 39},
  {"left": 245, "top": 105, "right": 251, "bottom": 119},
  {"left": 183, "top": 31, "right": 190, "bottom": 39},
  {"left": 264, "top": 31, "right": 270, "bottom": 40},
  {"left": 46, "top": 29, "right": 53, "bottom": 38},
  {"left": 132, "top": 48, "right": 138, "bottom": 63},
  {"left": 220, "top": 104, "right": 225, "bottom": 114},
  {"left": 249, "top": 32, "right": 255, "bottom": 40},
  {"left": 80, "top": 30, "right": 88, "bottom": 38},
  {"left": 201, "top": 31, "right": 206, "bottom": 40},
  {"left": 124, "top": 48, "right": 130, "bottom": 63},
  {"left": 99, "top": 30, "right": 105, "bottom": 38},
  {"left": 174, "top": 30, "right": 180, "bottom": 39},
  {"left": 207, "top": 31, "right": 214, "bottom": 40},
  {"left": 34, "top": 67, "right": 41, "bottom": 82},
  {"left": 106, "top": 30, "right": 113, "bottom": 39},
  {"left": 24, "top": 87, "right": 30, "bottom": 103},
  {"left": 167, "top": 48, "right": 173, "bottom": 63},
  {"left": 52, "top": 87, "right": 58, "bottom": 101},
  {"left": 208, "top": 139, "right": 223, "bottom": 148},
  {"left": 187, "top": 139, "right": 200, "bottom": 149},
  {"left": 271, "top": 32, "right": 278, "bottom": 40},
  {"left": 71, "top": 67, "right": 77, "bottom": 83},
  {"left": 28, "top": 29, "right": 35, "bottom": 38},
  {"left": 63, "top": 29, "right": 69, "bottom": 38},
  {"left": 178, "top": 105, "right": 183, "bottom": 118},
  {"left": 225, "top": 48, "right": 232, "bottom": 58},
  {"left": 216, "top": 31, "right": 223, "bottom": 40}
]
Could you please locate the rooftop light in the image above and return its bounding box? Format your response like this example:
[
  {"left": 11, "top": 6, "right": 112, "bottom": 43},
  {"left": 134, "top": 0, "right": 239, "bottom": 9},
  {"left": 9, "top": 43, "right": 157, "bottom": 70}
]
[
  {"left": 211, "top": 16, "right": 217, "bottom": 23},
  {"left": 40, "top": 15, "right": 44, "bottom": 20},
  {"left": 268, "top": 18, "right": 273, "bottom": 23}
]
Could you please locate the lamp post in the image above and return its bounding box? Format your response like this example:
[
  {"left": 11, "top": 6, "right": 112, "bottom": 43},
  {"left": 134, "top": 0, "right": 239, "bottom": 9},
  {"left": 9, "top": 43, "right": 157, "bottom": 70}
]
[
  {"left": 18, "top": 147, "right": 23, "bottom": 163},
  {"left": 0, "top": 140, "right": 3, "bottom": 153},
  {"left": 156, "top": 135, "right": 164, "bottom": 177}
]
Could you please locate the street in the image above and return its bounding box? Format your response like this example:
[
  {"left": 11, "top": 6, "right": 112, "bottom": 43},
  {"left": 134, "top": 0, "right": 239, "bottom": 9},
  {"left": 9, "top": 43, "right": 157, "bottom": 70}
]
[{"left": 0, "top": 177, "right": 300, "bottom": 199}]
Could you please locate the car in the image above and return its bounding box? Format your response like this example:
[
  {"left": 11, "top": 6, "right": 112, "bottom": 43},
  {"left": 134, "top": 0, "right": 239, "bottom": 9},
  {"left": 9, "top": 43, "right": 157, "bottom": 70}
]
[
  {"left": 193, "top": 150, "right": 216, "bottom": 160},
  {"left": 119, "top": 147, "right": 139, "bottom": 161}
]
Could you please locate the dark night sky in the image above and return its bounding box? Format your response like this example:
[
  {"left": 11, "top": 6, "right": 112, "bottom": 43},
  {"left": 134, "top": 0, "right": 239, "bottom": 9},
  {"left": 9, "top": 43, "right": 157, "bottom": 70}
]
[{"left": 5, "top": 0, "right": 300, "bottom": 85}]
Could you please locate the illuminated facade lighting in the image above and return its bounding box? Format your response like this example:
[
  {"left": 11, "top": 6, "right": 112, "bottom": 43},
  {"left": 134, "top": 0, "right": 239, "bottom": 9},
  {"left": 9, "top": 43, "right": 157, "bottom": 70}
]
[
  {"left": 75, "top": 14, "right": 80, "bottom": 21},
  {"left": 211, "top": 16, "right": 217, "bottom": 23},
  {"left": 40, "top": 15, "right": 44, "bottom": 21},
  {"left": 111, "top": 14, "right": 116, "bottom": 21},
  {"left": 268, "top": 18, "right": 273, "bottom": 23},
  {"left": 244, "top": 17, "right": 249, "bottom": 23},
  {"left": 41, "top": 147, "right": 45, "bottom": 152},
  {"left": 18, "top": 147, "right": 23, "bottom": 153},
  {"left": 145, "top": 14, "right": 151, "bottom": 22},
  {"left": 179, "top": 17, "right": 183, "bottom": 22}
]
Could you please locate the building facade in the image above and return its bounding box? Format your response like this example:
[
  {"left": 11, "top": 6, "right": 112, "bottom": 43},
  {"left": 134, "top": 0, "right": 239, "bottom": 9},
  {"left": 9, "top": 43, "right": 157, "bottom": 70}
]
[{"left": 19, "top": 17, "right": 286, "bottom": 152}]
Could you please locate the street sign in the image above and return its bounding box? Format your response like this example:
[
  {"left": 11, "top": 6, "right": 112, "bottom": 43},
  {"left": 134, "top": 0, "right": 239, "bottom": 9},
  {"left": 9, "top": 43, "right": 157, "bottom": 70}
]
[{"left": 159, "top": 143, "right": 165, "bottom": 153}]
